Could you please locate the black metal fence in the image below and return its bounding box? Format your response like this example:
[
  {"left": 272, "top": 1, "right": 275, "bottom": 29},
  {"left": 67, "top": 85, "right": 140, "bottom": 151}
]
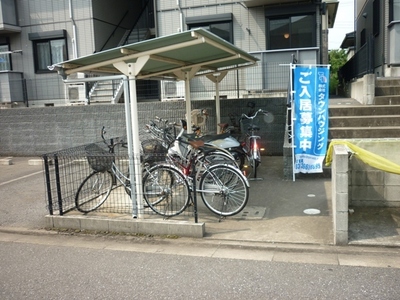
[
  {"left": 339, "top": 37, "right": 375, "bottom": 83},
  {"left": 42, "top": 138, "right": 197, "bottom": 220}
]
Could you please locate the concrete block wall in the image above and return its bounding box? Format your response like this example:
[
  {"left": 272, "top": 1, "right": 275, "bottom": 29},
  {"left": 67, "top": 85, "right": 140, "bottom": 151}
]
[
  {"left": 330, "top": 139, "right": 400, "bottom": 244},
  {"left": 331, "top": 144, "right": 349, "bottom": 245},
  {"left": 0, "top": 97, "right": 286, "bottom": 156},
  {"left": 349, "top": 157, "right": 400, "bottom": 207}
]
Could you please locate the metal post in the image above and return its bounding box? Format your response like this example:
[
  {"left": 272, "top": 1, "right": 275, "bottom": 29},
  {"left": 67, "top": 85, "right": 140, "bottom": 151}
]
[
  {"left": 122, "top": 76, "right": 137, "bottom": 218},
  {"left": 42, "top": 154, "right": 54, "bottom": 215},
  {"left": 127, "top": 66, "right": 144, "bottom": 218},
  {"left": 54, "top": 155, "right": 64, "bottom": 215}
]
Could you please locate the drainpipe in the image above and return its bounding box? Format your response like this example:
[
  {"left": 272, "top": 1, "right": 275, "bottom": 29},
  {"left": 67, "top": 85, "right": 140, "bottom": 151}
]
[
  {"left": 69, "top": 0, "right": 78, "bottom": 58},
  {"left": 177, "top": 0, "right": 184, "bottom": 32}
]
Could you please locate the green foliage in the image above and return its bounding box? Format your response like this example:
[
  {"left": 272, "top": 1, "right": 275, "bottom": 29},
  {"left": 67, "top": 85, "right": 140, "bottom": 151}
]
[{"left": 328, "top": 49, "right": 347, "bottom": 95}]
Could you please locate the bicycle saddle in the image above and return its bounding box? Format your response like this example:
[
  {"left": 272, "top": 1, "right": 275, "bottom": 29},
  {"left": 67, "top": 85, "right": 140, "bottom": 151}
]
[
  {"left": 184, "top": 132, "right": 231, "bottom": 142},
  {"left": 189, "top": 139, "right": 219, "bottom": 155}
]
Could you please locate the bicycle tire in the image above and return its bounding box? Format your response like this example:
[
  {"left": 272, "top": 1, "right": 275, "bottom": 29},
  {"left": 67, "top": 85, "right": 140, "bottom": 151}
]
[
  {"left": 202, "top": 150, "right": 238, "bottom": 167},
  {"left": 199, "top": 164, "right": 249, "bottom": 217},
  {"left": 142, "top": 164, "right": 190, "bottom": 217},
  {"left": 75, "top": 171, "right": 113, "bottom": 213},
  {"left": 231, "top": 150, "right": 245, "bottom": 170}
]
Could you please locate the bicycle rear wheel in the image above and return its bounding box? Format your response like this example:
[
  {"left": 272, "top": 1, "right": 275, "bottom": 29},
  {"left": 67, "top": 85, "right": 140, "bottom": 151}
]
[
  {"left": 75, "top": 171, "right": 113, "bottom": 213},
  {"left": 199, "top": 164, "right": 249, "bottom": 217},
  {"left": 200, "top": 150, "right": 238, "bottom": 168},
  {"left": 142, "top": 164, "right": 190, "bottom": 217}
]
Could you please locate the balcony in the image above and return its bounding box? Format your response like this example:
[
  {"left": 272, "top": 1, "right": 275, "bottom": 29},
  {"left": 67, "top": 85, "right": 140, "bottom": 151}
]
[{"left": 0, "top": 0, "right": 20, "bottom": 33}]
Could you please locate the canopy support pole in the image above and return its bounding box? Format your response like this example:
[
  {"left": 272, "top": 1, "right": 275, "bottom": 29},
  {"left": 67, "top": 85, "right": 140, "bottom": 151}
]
[
  {"left": 113, "top": 62, "right": 144, "bottom": 218},
  {"left": 206, "top": 71, "right": 228, "bottom": 133}
]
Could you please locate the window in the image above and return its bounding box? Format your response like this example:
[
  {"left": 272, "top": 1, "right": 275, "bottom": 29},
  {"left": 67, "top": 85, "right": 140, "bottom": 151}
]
[
  {"left": 0, "top": 45, "right": 11, "bottom": 71},
  {"left": 186, "top": 13, "right": 233, "bottom": 43},
  {"left": 29, "top": 30, "right": 68, "bottom": 73},
  {"left": 267, "top": 15, "right": 315, "bottom": 50},
  {"left": 390, "top": 0, "right": 400, "bottom": 22}
]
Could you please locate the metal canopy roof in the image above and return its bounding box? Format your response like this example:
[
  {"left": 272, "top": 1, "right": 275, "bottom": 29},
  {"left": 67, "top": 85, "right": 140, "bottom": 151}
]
[{"left": 52, "top": 28, "right": 258, "bottom": 80}]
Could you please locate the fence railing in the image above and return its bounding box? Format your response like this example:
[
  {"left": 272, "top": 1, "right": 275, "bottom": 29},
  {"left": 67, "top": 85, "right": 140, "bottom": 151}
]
[
  {"left": 42, "top": 139, "right": 197, "bottom": 220},
  {"left": 1, "top": 47, "right": 319, "bottom": 105},
  {"left": 339, "top": 37, "right": 374, "bottom": 82}
]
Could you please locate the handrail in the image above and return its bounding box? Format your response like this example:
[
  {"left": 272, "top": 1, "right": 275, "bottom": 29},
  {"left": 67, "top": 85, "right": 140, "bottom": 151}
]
[
  {"left": 120, "top": 0, "right": 153, "bottom": 46},
  {"left": 339, "top": 36, "right": 374, "bottom": 83},
  {"left": 99, "top": 10, "right": 129, "bottom": 52}
]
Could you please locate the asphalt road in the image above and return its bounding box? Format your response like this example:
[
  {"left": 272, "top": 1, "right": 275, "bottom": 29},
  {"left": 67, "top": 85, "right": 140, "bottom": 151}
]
[
  {"left": 1, "top": 232, "right": 400, "bottom": 300},
  {"left": 0, "top": 157, "right": 47, "bottom": 229}
]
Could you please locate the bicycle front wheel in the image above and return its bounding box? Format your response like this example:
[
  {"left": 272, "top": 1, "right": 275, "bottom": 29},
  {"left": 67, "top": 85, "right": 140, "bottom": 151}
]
[
  {"left": 75, "top": 171, "right": 113, "bottom": 213},
  {"left": 199, "top": 164, "right": 249, "bottom": 217},
  {"left": 142, "top": 164, "right": 190, "bottom": 217}
]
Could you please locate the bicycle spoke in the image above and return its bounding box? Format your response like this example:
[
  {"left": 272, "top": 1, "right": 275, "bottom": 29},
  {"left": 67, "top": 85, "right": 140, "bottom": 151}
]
[
  {"left": 199, "top": 164, "right": 249, "bottom": 217},
  {"left": 142, "top": 165, "right": 190, "bottom": 217},
  {"left": 75, "top": 171, "right": 113, "bottom": 213}
]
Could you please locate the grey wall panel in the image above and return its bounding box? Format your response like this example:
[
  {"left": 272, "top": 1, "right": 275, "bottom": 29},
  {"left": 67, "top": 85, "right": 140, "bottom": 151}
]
[{"left": 0, "top": 98, "right": 286, "bottom": 156}]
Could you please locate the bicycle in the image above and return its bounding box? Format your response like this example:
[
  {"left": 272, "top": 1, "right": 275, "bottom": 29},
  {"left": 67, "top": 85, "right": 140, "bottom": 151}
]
[
  {"left": 142, "top": 137, "right": 250, "bottom": 218},
  {"left": 145, "top": 117, "right": 238, "bottom": 170},
  {"left": 75, "top": 128, "right": 131, "bottom": 213},
  {"left": 239, "top": 108, "right": 273, "bottom": 180},
  {"left": 75, "top": 126, "right": 247, "bottom": 218}
]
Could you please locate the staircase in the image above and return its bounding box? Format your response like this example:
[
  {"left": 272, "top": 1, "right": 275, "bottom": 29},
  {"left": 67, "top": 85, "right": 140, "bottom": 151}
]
[
  {"left": 88, "top": 80, "right": 124, "bottom": 104},
  {"left": 329, "top": 78, "right": 400, "bottom": 139}
]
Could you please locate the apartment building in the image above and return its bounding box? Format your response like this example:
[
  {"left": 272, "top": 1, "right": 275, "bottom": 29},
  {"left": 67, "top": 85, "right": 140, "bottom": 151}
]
[{"left": 0, "top": 0, "right": 338, "bottom": 107}]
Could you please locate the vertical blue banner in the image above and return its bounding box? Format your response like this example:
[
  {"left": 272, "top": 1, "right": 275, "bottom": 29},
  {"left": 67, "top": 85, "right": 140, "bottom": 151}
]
[{"left": 293, "top": 65, "right": 330, "bottom": 173}]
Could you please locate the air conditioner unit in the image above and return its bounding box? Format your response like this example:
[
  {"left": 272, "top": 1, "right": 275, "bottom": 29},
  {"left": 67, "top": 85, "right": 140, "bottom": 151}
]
[
  {"left": 66, "top": 83, "right": 87, "bottom": 105},
  {"left": 161, "top": 80, "right": 185, "bottom": 101}
]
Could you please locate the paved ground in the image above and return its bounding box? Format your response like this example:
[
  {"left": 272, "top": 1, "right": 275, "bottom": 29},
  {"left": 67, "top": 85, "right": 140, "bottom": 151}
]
[
  {"left": 1, "top": 154, "right": 400, "bottom": 248},
  {"left": 1, "top": 97, "right": 400, "bottom": 248}
]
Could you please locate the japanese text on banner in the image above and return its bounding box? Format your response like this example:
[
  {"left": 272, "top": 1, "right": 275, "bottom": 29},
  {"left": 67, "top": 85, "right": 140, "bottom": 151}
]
[{"left": 293, "top": 65, "right": 330, "bottom": 173}]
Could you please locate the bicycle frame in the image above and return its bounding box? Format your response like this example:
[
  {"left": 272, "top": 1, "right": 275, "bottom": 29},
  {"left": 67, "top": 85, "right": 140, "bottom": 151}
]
[{"left": 240, "top": 108, "right": 269, "bottom": 180}]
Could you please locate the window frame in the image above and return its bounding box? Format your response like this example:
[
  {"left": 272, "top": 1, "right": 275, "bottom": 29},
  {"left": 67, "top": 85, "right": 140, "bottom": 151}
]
[
  {"left": 266, "top": 13, "right": 316, "bottom": 50},
  {"left": 29, "top": 30, "right": 68, "bottom": 74},
  {"left": 186, "top": 13, "right": 233, "bottom": 44},
  {"left": 0, "top": 43, "right": 12, "bottom": 71},
  {"left": 389, "top": 0, "right": 400, "bottom": 22}
]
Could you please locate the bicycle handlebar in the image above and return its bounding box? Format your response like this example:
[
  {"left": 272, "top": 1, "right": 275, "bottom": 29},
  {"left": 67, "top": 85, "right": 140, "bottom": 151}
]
[
  {"left": 241, "top": 109, "right": 270, "bottom": 120},
  {"left": 101, "top": 126, "right": 127, "bottom": 152}
]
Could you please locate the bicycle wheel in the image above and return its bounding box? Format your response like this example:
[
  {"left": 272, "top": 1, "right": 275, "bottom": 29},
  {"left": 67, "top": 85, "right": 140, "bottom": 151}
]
[
  {"left": 199, "top": 164, "right": 249, "bottom": 217},
  {"left": 142, "top": 164, "right": 190, "bottom": 217},
  {"left": 75, "top": 171, "right": 113, "bottom": 213},
  {"left": 196, "top": 150, "right": 238, "bottom": 174}
]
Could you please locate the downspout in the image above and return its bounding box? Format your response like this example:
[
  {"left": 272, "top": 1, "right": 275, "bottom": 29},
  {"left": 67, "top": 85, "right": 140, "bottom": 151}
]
[
  {"left": 177, "top": 0, "right": 184, "bottom": 32},
  {"left": 69, "top": 0, "right": 78, "bottom": 58}
]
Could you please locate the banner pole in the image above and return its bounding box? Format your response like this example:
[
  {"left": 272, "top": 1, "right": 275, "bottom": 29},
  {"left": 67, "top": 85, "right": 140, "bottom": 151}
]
[{"left": 290, "top": 63, "right": 296, "bottom": 182}]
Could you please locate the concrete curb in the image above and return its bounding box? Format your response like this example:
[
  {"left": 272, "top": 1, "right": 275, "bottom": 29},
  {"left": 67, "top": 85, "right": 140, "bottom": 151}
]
[
  {"left": 45, "top": 215, "right": 205, "bottom": 238},
  {"left": 1, "top": 226, "right": 400, "bottom": 258}
]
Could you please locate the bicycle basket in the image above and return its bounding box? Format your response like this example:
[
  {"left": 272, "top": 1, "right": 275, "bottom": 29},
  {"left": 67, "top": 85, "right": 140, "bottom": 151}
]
[
  {"left": 85, "top": 143, "right": 114, "bottom": 172},
  {"left": 141, "top": 139, "right": 168, "bottom": 164},
  {"left": 240, "top": 116, "right": 260, "bottom": 133}
]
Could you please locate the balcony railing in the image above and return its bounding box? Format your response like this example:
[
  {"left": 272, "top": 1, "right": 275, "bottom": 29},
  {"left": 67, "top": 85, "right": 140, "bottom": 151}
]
[
  {"left": 339, "top": 37, "right": 374, "bottom": 83},
  {"left": 0, "top": 47, "right": 319, "bottom": 105}
]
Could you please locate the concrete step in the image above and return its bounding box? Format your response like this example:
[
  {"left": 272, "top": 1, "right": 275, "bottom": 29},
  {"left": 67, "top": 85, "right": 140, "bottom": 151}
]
[
  {"left": 329, "top": 115, "right": 400, "bottom": 127},
  {"left": 329, "top": 126, "right": 400, "bottom": 139},
  {"left": 374, "top": 95, "right": 400, "bottom": 105},
  {"left": 375, "top": 77, "right": 400, "bottom": 87},
  {"left": 329, "top": 105, "right": 400, "bottom": 116},
  {"left": 375, "top": 86, "right": 400, "bottom": 96}
]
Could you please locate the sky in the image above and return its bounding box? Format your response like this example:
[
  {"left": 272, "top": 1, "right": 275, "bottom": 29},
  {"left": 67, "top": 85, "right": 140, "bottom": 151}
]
[{"left": 328, "top": 0, "right": 355, "bottom": 50}]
